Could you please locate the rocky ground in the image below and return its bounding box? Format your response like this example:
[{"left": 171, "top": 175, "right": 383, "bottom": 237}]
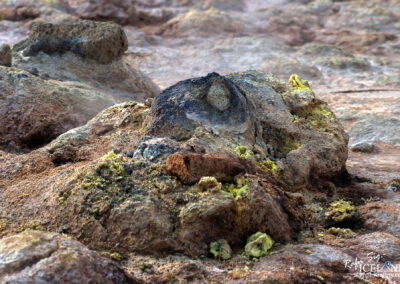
[{"left": 0, "top": 0, "right": 399, "bottom": 283}]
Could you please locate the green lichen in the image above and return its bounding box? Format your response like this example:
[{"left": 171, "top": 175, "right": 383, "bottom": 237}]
[
  {"left": 327, "top": 227, "right": 354, "bottom": 238},
  {"left": 209, "top": 239, "right": 232, "bottom": 260},
  {"left": 288, "top": 74, "right": 312, "bottom": 93},
  {"left": 223, "top": 177, "right": 248, "bottom": 200},
  {"left": 110, "top": 252, "right": 123, "bottom": 261},
  {"left": 299, "top": 104, "right": 338, "bottom": 134},
  {"left": 325, "top": 200, "right": 360, "bottom": 226},
  {"left": 256, "top": 159, "right": 277, "bottom": 173},
  {"left": 235, "top": 145, "right": 253, "bottom": 159},
  {"left": 245, "top": 232, "right": 274, "bottom": 258}
]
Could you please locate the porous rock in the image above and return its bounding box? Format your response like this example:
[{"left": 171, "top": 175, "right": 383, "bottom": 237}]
[
  {"left": 0, "top": 230, "right": 137, "bottom": 284},
  {"left": 165, "top": 153, "right": 246, "bottom": 184},
  {"left": 0, "top": 44, "right": 11, "bottom": 67},
  {"left": 148, "top": 71, "right": 348, "bottom": 189},
  {"left": 13, "top": 20, "right": 128, "bottom": 64}
]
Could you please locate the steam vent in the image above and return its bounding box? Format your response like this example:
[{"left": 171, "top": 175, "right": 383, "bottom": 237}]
[{"left": 0, "top": 0, "right": 399, "bottom": 283}]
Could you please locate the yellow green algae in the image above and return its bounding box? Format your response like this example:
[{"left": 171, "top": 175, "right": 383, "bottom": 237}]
[
  {"left": 110, "top": 252, "right": 123, "bottom": 261},
  {"left": 223, "top": 176, "right": 248, "bottom": 200},
  {"left": 288, "top": 74, "right": 312, "bottom": 93},
  {"left": 209, "top": 239, "right": 232, "bottom": 260},
  {"left": 256, "top": 159, "right": 277, "bottom": 173},
  {"left": 245, "top": 232, "right": 274, "bottom": 258},
  {"left": 327, "top": 227, "right": 355, "bottom": 238},
  {"left": 235, "top": 145, "right": 253, "bottom": 159},
  {"left": 325, "top": 200, "right": 360, "bottom": 225}
]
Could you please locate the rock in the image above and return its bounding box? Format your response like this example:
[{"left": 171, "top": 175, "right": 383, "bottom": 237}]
[
  {"left": 350, "top": 142, "right": 376, "bottom": 153},
  {"left": 0, "top": 3, "right": 39, "bottom": 21},
  {"left": 2, "top": 18, "right": 160, "bottom": 152},
  {"left": 147, "top": 71, "right": 348, "bottom": 189},
  {"left": 244, "top": 232, "right": 274, "bottom": 258},
  {"left": 165, "top": 153, "right": 246, "bottom": 184},
  {"left": 202, "top": 0, "right": 247, "bottom": 11},
  {"left": 324, "top": 200, "right": 360, "bottom": 228},
  {"left": 359, "top": 201, "right": 400, "bottom": 237},
  {"left": 0, "top": 66, "right": 157, "bottom": 152},
  {"left": 13, "top": 20, "right": 128, "bottom": 64},
  {"left": 236, "top": 244, "right": 356, "bottom": 283},
  {"left": 262, "top": 7, "right": 319, "bottom": 46},
  {"left": 0, "top": 44, "right": 11, "bottom": 66},
  {"left": 146, "top": 72, "right": 257, "bottom": 142},
  {"left": 351, "top": 232, "right": 400, "bottom": 262},
  {"left": 324, "top": 1, "right": 397, "bottom": 30},
  {"left": 133, "top": 136, "right": 178, "bottom": 161},
  {"left": 259, "top": 56, "right": 322, "bottom": 80},
  {"left": 298, "top": 42, "right": 371, "bottom": 72},
  {"left": 66, "top": 0, "right": 137, "bottom": 25},
  {"left": 209, "top": 239, "right": 232, "bottom": 260},
  {"left": 157, "top": 9, "right": 251, "bottom": 37},
  {"left": 0, "top": 231, "right": 137, "bottom": 283},
  {"left": 348, "top": 116, "right": 400, "bottom": 145},
  {"left": 197, "top": 176, "right": 222, "bottom": 192},
  {"left": 387, "top": 179, "right": 400, "bottom": 192}
]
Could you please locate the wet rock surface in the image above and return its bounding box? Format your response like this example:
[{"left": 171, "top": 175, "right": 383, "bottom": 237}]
[{"left": 0, "top": 0, "right": 399, "bottom": 283}]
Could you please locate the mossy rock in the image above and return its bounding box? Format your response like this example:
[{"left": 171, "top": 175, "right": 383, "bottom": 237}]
[{"left": 325, "top": 200, "right": 360, "bottom": 228}]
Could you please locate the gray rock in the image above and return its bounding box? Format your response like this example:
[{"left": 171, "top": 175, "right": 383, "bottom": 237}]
[
  {"left": 350, "top": 142, "right": 376, "bottom": 153},
  {"left": 13, "top": 20, "right": 128, "bottom": 64},
  {"left": 0, "top": 44, "right": 11, "bottom": 66},
  {"left": 146, "top": 72, "right": 257, "bottom": 142},
  {"left": 348, "top": 116, "right": 400, "bottom": 145},
  {"left": 147, "top": 71, "right": 348, "bottom": 188},
  {"left": 0, "top": 231, "right": 136, "bottom": 284}
]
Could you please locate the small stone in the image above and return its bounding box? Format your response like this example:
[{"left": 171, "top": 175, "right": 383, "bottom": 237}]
[
  {"left": 0, "top": 44, "right": 11, "bottom": 67},
  {"left": 350, "top": 142, "right": 376, "bottom": 153},
  {"left": 209, "top": 239, "right": 232, "bottom": 260}
]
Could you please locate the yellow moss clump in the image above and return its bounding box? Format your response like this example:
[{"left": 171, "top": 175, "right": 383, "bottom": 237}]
[
  {"left": 235, "top": 145, "right": 253, "bottom": 159},
  {"left": 256, "top": 159, "right": 277, "bottom": 173},
  {"left": 110, "top": 252, "right": 123, "bottom": 261},
  {"left": 327, "top": 227, "right": 355, "bottom": 238},
  {"left": 288, "top": 74, "right": 312, "bottom": 93},
  {"left": 325, "top": 200, "right": 360, "bottom": 226},
  {"left": 223, "top": 176, "right": 248, "bottom": 200}
]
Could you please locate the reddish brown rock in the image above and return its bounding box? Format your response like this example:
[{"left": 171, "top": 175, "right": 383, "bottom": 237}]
[{"left": 165, "top": 153, "right": 245, "bottom": 184}]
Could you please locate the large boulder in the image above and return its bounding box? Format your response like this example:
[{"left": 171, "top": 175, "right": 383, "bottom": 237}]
[
  {"left": 1, "top": 19, "right": 159, "bottom": 152},
  {"left": 0, "top": 100, "right": 303, "bottom": 257},
  {"left": 0, "top": 230, "right": 137, "bottom": 283},
  {"left": 146, "top": 71, "right": 349, "bottom": 189}
]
